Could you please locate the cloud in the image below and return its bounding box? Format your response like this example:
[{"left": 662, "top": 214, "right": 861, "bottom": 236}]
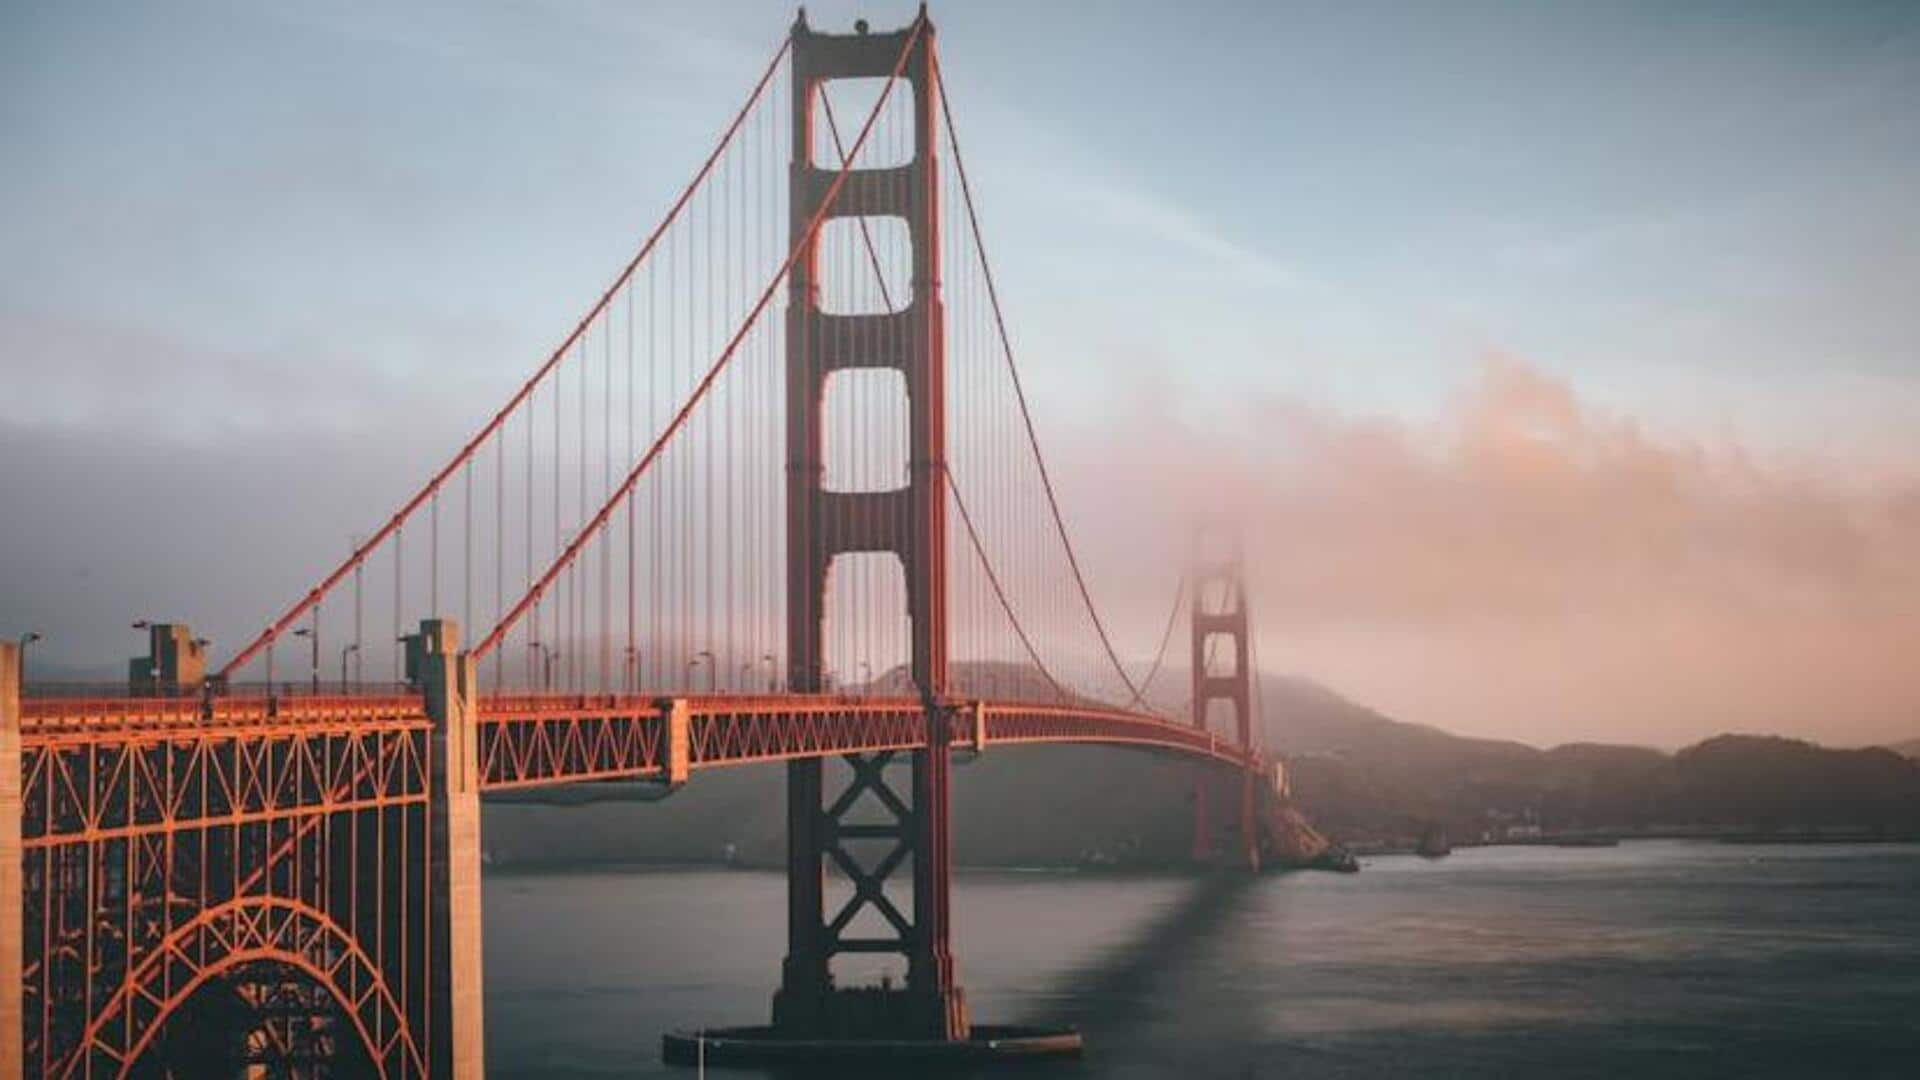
[
  {"left": 1044, "top": 355, "right": 1920, "bottom": 749},
  {"left": 4, "top": 304, "right": 1914, "bottom": 751}
]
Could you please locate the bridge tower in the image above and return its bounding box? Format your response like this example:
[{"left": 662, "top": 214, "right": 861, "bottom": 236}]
[
  {"left": 1191, "top": 538, "right": 1261, "bottom": 872},
  {"left": 777, "top": 9, "right": 966, "bottom": 1041}
]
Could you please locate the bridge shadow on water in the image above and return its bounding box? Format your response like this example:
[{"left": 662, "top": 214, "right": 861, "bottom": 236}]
[
  {"left": 1026, "top": 872, "right": 1259, "bottom": 1030},
  {"left": 751, "top": 872, "right": 1272, "bottom": 1080},
  {"left": 1020, "top": 872, "right": 1278, "bottom": 1079}
]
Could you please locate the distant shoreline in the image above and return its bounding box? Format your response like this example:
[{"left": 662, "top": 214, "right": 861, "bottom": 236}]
[{"left": 483, "top": 834, "right": 1920, "bottom": 875}]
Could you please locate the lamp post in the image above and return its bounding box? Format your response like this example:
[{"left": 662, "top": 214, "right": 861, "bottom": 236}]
[
  {"left": 292, "top": 626, "right": 319, "bottom": 695},
  {"left": 761, "top": 653, "right": 776, "bottom": 692},
  {"left": 339, "top": 642, "right": 360, "bottom": 693},
  {"left": 859, "top": 661, "right": 873, "bottom": 698},
  {"left": 17, "top": 631, "right": 41, "bottom": 687},
  {"left": 689, "top": 650, "right": 714, "bottom": 694},
  {"left": 624, "top": 645, "right": 640, "bottom": 693}
]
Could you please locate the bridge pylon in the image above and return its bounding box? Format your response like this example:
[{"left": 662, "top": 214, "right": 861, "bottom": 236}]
[
  {"left": 419, "top": 620, "right": 487, "bottom": 1077},
  {"left": 1191, "top": 533, "right": 1261, "bottom": 872},
  {"left": 776, "top": 8, "right": 967, "bottom": 1042}
]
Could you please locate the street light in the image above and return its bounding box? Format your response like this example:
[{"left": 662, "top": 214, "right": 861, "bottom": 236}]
[
  {"left": 339, "top": 642, "right": 360, "bottom": 693},
  {"left": 689, "top": 650, "right": 714, "bottom": 694},
  {"left": 292, "top": 626, "right": 320, "bottom": 695},
  {"left": 761, "top": 654, "right": 777, "bottom": 692},
  {"left": 859, "top": 661, "right": 874, "bottom": 698},
  {"left": 18, "top": 631, "right": 41, "bottom": 684},
  {"left": 624, "top": 645, "right": 641, "bottom": 693}
]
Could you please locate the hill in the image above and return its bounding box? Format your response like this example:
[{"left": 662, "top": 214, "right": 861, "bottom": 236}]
[{"left": 1279, "top": 689, "right": 1920, "bottom": 844}]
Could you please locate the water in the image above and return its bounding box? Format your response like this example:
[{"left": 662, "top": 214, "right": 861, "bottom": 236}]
[{"left": 483, "top": 841, "right": 1920, "bottom": 1077}]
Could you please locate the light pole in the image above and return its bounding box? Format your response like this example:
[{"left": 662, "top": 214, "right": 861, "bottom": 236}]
[
  {"left": 526, "top": 641, "right": 558, "bottom": 691},
  {"left": 761, "top": 653, "right": 776, "bottom": 692},
  {"left": 292, "top": 626, "right": 319, "bottom": 695},
  {"left": 740, "top": 661, "right": 755, "bottom": 691},
  {"left": 624, "top": 645, "right": 640, "bottom": 693},
  {"left": 689, "top": 650, "right": 714, "bottom": 694},
  {"left": 18, "top": 632, "right": 41, "bottom": 685},
  {"left": 859, "top": 661, "right": 874, "bottom": 698},
  {"left": 339, "top": 642, "right": 360, "bottom": 693},
  {"left": 192, "top": 637, "right": 211, "bottom": 702}
]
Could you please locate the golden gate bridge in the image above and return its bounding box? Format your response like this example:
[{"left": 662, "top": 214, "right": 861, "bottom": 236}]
[{"left": 0, "top": 9, "right": 1306, "bottom": 1074}]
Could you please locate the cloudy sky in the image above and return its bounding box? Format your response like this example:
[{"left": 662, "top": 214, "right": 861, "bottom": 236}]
[{"left": 3, "top": 0, "right": 1916, "bottom": 748}]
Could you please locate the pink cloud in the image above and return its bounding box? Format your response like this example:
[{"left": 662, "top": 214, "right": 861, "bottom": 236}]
[{"left": 1046, "top": 355, "right": 1920, "bottom": 749}]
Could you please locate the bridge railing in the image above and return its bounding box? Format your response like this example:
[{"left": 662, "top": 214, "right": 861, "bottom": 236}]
[
  {"left": 13, "top": 689, "right": 1257, "bottom": 794},
  {"left": 17, "top": 692, "right": 427, "bottom": 739}
]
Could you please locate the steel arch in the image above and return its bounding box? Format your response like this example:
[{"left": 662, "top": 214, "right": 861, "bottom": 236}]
[{"left": 63, "top": 895, "right": 424, "bottom": 1079}]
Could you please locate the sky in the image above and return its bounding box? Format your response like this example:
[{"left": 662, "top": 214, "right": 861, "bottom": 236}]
[{"left": 3, "top": 0, "right": 1917, "bottom": 748}]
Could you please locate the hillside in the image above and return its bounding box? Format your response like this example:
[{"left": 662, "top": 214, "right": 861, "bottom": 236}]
[{"left": 1278, "top": 686, "right": 1920, "bottom": 844}]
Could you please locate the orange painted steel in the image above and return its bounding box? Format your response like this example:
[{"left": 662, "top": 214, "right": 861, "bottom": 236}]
[
  {"left": 18, "top": 692, "right": 1255, "bottom": 797},
  {"left": 72, "top": 897, "right": 424, "bottom": 1077},
  {"left": 474, "top": 692, "right": 1259, "bottom": 786},
  {"left": 19, "top": 695, "right": 437, "bottom": 1077},
  {"left": 216, "top": 32, "right": 797, "bottom": 683},
  {"left": 16, "top": 685, "right": 1258, "bottom": 1077}
]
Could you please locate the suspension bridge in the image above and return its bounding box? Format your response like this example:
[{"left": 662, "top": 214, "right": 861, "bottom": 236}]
[{"left": 0, "top": 9, "right": 1317, "bottom": 1075}]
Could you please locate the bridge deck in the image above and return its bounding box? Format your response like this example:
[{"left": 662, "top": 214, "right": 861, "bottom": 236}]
[{"left": 15, "top": 692, "right": 1256, "bottom": 844}]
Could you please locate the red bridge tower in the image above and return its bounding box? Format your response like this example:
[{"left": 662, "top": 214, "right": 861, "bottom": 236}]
[
  {"left": 776, "top": 8, "right": 966, "bottom": 1041},
  {"left": 1191, "top": 539, "right": 1261, "bottom": 872}
]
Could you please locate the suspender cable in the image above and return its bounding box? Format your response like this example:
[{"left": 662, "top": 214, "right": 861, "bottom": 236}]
[
  {"left": 475, "top": 20, "right": 925, "bottom": 661},
  {"left": 218, "top": 36, "right": 791, "bottom": 681},
  {"left": 935, "top": 63, "right": 1149, "bottom": 707}
]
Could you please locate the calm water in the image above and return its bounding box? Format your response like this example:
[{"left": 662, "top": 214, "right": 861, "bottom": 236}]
[{"left": 483, "top": 841, "right": 1920, "bottom": 1077}]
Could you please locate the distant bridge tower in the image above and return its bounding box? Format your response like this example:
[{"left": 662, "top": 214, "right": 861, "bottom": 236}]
[
  {"left": 1191, "top": 533, "right": 1261, "bottom": 872},
  {"left": 778, "top": 9, "right": 966, "bottom": 1041}
]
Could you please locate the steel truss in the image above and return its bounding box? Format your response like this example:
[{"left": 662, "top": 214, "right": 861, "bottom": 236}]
[
  {"left": 16, "top": 696, "right": 438, "bottom": 1078},
  {"left": 6, "top": 685, "right": 1261, "bottom": 1076}
]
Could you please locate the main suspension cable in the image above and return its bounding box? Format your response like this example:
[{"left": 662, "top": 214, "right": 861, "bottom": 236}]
[
  {"left": 1126, "top": 570, "right": 1187, "bottom": 711},
  {"left": 220, "top": 34, "right": 794, "bottom": 681},
  {"left": 474, "top": 19, "right": 927, "bottom": 659},
  {"left": 934, "top": 62, "right": 1149, "bottom": 706}
]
